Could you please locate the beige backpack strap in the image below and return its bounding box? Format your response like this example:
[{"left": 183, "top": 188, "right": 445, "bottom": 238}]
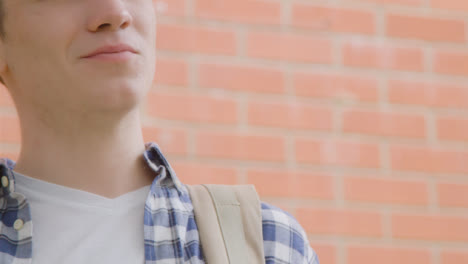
[
  {"left": 187, "top": 184, "right": 229, "bottom": 263},
  {"left": 186, "top": 184, "right": 265, "bottom": 264}
]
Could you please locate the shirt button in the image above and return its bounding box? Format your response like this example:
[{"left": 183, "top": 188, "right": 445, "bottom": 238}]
[
  {"left": 1, "top": 176, "right": 8, "bottom": 188},
  {"left": 13, "top": 219, "right": 24, "bottom": 231}
]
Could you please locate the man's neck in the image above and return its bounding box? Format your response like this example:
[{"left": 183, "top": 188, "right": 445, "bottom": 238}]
[{"left": 12, "top": 109, "right": 155, "bottom": 199}]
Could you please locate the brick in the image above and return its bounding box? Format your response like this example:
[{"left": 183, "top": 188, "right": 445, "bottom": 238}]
[
  {"left": 310, "top": 243, "right": 336, "bottom": 264},
  {"left": 392, "top": 214, "right": 468, "bottom": 241},
  {"left": 156, "top": 24, "right": 236, "bottom": 55},
  {"left": 342, "top": 110, "right": 426, "bottom": 138},
  {"left": 349, "top": 0, "right": 423, "bottom": 6},
  {"left": 142, "top": 126, "right": 188, "bottom": 155},
  {"left": 347, "top": 246, "right": 431, "bottom": 264},
  {"left": 390, "top": 145, "right": 468, "bottom": 174},
  {"left": 389, "top": 79, "right": 468, "bottom": 109},
  {"left": 0, "top": 151, "right": 18, "bottom": 160},
  {"left": 154, "top": 58, "right": 188, "bottom": 86},
  {"left": 153, "top": 0, "right": 185, "bottom": 16},
  {"left": 386, "top": 14, "right": 465, "bottom": 43},
  {"left": 0, "top": 86, "right": 13, "bottom": 107},
  {"left": 246, "top": 169, "right": 334, "bottom": 199},
  {"left": 0, "top": 116, "right": 21, "bottom": 143},
  {"left": 293, "top": 72, "right": 378, "bottom": 102},
  {"left": 344, "top": 176, "right": 428, "bottom": 205},
  {"left": 296, "top": 208, "right": 383, "bottom": 237},
  {"left": 296, "top": 139, "right": 380, "bottom": 168},
  {"left": 437, "top": 117, "right": 468, "bottom": 141},
  {"left": 248, "top": 101, "right": 333, "bottom": 131},
  {"left": 246, "top": 31, "right": 332, "bottom": 63},
  {"left": 434, "top": 50, "right": 468, "bottom": 76},
  {"left": 171, "top": 161, "right": 238, "bottom": 185},
  {"left": 198, "top": 63, "right": 285, "bottom": 94},
  {"left": 432, "top": 0, "right": 468, "bottom": 12},
  {"left": 146, "top": 91, "right": 238, "bottom": 124},
  {"left": 194, "top": 0, "right": 281, "bottom": 25},
  {"left": 441, "top": 250, "right": 468, "bottom": 264},
  {"left": 195, "top": 131, "right": 285, "bottom": 162},
  {"left": 291, "top": 5, "right": 375, "bottom": 35},
  {"left": 343, "top": 41, "right": 424, "bottom": 71},
  {"left": 438, "top": 183, "right": 468, "bottom": 208}
]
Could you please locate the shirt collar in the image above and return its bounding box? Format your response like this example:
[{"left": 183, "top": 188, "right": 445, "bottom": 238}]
[
  {"left": 0, "top": 141, "right": 184, "bottom": 197},
  {"left": 143, "top": 141, "right": 184, "bottom": 193}
]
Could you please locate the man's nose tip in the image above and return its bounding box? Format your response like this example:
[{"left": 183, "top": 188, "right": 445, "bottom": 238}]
[{"left": 87, "top": 4, "right": 133, "bottom": 32}]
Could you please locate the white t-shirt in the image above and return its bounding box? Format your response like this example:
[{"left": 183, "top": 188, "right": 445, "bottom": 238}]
[{"left": 12, "top": 170, "right": 151, "bottom": 264}]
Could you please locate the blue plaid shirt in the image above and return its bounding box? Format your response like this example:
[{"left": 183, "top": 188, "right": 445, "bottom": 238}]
[{"left": 0, "top": 142, "right": 319, "bottom": 263}]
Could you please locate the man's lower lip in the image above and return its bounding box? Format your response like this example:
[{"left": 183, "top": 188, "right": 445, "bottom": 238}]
[{"left": 83, "top": 51, "right": 136, "bottom": 61}]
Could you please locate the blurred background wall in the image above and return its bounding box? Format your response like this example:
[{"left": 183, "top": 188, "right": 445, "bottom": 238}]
[{"left": 2, "top": 0, "right": 468, "bottom": 263}]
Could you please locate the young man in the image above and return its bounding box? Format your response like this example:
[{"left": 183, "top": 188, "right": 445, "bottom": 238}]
[{"left": 0, "top": 0, "right": 319, "bottom": 263}]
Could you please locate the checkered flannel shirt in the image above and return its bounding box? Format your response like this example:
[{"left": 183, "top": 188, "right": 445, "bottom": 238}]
[{"left": 0, "top": 142, "right": 319, "bottom": 264}]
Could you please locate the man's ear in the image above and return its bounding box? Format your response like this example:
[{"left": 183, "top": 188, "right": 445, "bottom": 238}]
[{"left": 0, "top": 39, "right": 8, "bottom": 84}]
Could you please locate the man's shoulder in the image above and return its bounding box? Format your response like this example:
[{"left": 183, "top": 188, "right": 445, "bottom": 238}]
[{"left": 260, "top": 201, "right": 319, "bottom": 264}]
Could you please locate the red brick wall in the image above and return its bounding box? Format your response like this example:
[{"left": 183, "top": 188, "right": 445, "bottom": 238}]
[{"left": 2, "top": 0, "right": 468, "bottom": 263}]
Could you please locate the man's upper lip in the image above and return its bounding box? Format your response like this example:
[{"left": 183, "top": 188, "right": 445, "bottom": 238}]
[{"left": 81, "top": 44, "right": 138, "bottom": 58}]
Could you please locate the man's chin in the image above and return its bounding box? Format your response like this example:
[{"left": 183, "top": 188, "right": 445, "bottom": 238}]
[{"left": 84, "top": 84, "right": 147, "bottom": 113}]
